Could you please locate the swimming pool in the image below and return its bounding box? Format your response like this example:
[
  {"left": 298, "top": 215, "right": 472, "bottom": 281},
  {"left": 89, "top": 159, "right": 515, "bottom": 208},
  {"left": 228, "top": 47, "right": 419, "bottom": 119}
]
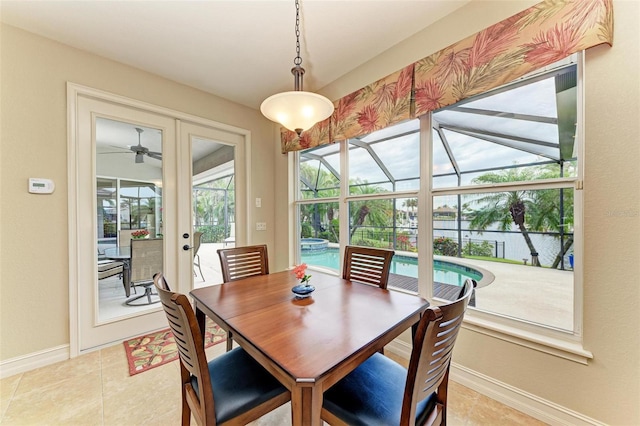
[{"left": 301, "top": 248, "right": 483, "bottom": 287}]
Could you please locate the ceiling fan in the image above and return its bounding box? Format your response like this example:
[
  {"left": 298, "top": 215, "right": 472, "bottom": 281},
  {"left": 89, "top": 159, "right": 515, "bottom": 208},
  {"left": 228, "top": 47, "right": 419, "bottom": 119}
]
[
  {"left": 100, "top": 127, "right": 162, "bottom": 164},
  {"left": 128, "top": 127, "right": 162, "bottom": 163}
]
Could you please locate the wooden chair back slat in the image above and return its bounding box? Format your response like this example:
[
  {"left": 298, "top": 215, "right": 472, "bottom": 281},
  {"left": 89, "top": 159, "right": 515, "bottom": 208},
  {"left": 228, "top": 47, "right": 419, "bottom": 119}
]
[
  {"left": 343, "top": 245, "right": 394, "bottom": 289},
  {"left": 217, "top": 245, "right": 269, "bottom": 283}
]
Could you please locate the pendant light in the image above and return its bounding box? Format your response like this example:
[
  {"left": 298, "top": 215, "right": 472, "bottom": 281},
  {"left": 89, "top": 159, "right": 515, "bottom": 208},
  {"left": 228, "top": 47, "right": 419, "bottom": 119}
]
[{"left": 260, "top": 0, "right": 334, "bottom": 136}]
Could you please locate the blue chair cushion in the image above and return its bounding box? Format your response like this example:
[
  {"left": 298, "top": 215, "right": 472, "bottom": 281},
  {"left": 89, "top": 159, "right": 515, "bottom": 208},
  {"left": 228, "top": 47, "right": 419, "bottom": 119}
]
[
  {"left": 191, "top": 347, "right": 287, "bottom": 424},
  {"left": 323, "top": 353, "right": 436, "bottom": 426}
]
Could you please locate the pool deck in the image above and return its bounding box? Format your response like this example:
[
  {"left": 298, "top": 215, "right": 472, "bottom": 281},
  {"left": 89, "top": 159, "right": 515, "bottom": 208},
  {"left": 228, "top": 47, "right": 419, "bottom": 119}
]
[
  {"left": 389, "top": 256, "right": 573, "bottom": 331},
  {"left": 389, "top": 273, "right": 463, "bottom": 300}
]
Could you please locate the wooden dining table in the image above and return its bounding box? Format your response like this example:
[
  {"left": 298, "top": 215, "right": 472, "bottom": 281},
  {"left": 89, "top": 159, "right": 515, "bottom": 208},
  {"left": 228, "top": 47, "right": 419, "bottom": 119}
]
[{"left": 190, "top": 270, "right": 429, "bottom": 426}]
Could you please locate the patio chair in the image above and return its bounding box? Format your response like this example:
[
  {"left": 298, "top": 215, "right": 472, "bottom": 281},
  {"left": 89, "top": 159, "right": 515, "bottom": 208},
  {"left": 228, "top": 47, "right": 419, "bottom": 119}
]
[
  {"left": 342, "top": 245, "right": 395, "bottom": 289},
  {"left": 118, "top": 229, "right": 135, "bottom": 247},
  {"left": 97, "top": 259, "right": 123, "bottom": 280},
  {"left": 152, "top": 273, "right": 290, "bottom": 426},
  {"left": 223, "top": 222, "right": 236, "bottom": 247},
  {"left": 126, "top": 238, "right": 162, "bottom": 306},
  {"left": 193, "top": 231, "right": 204, "bottom": 280},
  {"left": 322, "top": 278, "right": 475, "bottom": 426},
  {"left": 217, "top": 244, "right": 269, "bottom": 351}
]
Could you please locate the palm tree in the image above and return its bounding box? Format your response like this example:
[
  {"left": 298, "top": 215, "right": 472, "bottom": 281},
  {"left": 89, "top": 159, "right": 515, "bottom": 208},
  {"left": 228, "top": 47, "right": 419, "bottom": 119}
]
[
  {"left": 349, "top": 179, "right": 391, "bottom": 242},
  {"left": 466, "top": 165, "right": 574, "bottom": 268},
  {"left": 193, "top": 176, "right": 235, "bottom": 242},
  {"left": 532, "top": 164, "right": 575, "bottom": 268},
  {"left": 299, "top": 162, "right": 340, "bottom": 239},
  {"left": 466, "top": 168, "right": 542, "bottom": 266},
  {"left": 402, "top": 198, "right": 418, "bottom": 224}
]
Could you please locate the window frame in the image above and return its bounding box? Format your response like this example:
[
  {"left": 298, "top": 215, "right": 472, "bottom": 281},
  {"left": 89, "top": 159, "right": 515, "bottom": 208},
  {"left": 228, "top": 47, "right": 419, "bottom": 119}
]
[{"left": 289, "top": 53, "right": 590, "bottom": 363}]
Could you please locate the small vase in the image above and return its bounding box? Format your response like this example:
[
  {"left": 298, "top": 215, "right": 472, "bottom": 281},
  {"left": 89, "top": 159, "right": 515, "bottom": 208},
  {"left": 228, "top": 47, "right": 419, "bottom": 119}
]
[{"left": 292, "top": 282, "right": 315, "bottom": 299}]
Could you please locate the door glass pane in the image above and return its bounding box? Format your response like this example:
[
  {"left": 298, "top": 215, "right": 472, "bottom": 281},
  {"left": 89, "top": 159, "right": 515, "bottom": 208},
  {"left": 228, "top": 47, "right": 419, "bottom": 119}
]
[
  {"left": 191, "top": 137, "right": 236, "bottom": 288},
  {"left": 95, "top": 118, "right": 164, "bottom": 321}
]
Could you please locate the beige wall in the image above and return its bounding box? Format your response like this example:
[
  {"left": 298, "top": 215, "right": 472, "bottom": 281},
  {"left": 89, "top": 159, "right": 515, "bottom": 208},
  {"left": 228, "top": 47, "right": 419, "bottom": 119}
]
[
  {"left": 0, "top": 24, "right": 277, "bottom": 359},
  {"left": 303, "top": 1, "right": 639, "bottom": 424}
]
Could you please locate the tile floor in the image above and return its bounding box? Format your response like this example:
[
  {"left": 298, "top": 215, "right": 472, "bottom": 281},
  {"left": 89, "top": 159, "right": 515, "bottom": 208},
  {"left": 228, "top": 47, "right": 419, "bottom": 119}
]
[{"left": 1, "top": 341, "right": 547, "bottom": 426}]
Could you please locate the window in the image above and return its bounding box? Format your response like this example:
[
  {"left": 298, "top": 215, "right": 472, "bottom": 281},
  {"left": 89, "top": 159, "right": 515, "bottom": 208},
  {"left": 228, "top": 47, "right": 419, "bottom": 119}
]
[
  {"left": 292, "top": 56, "right": 585, "bottom": 360},
  {"left": 297, "top": 123, "right": 421, "bottom": 290},
  {"left": 430, "top": 60, "right": 580, "bottom": 337},
  {"left": 95, "top": 177, "right": 162, "bottom": 255}
]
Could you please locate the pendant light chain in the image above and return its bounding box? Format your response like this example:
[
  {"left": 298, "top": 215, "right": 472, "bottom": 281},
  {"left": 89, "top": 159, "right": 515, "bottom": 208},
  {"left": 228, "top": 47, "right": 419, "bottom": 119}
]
[
  {"left": 260, "top": 0, "right": 334, "bottom": 135},
  {"left": 291, "top": 0, "right": 305, "bottom": 91},
  {"left": 294, "top": 0, "right": 302, "bottom": 66}
]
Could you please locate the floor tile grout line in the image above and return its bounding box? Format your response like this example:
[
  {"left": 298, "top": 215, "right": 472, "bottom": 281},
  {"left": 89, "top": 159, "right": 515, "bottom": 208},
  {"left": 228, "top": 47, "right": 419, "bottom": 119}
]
[{"left": 1, "top": 372, "right": 22, "bottom": 423}]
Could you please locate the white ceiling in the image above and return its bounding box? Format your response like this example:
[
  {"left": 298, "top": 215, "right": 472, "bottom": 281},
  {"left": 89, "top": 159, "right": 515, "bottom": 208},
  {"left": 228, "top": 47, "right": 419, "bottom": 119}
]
[{"left": 0, "top": 0, "right": 470, "bottom": 110}]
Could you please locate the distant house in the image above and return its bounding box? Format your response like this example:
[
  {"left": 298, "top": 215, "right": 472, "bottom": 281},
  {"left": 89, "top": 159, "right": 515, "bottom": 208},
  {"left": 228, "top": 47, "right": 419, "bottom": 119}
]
[{"left": 434, "top": 206, "right": 457, "bottom": 219}]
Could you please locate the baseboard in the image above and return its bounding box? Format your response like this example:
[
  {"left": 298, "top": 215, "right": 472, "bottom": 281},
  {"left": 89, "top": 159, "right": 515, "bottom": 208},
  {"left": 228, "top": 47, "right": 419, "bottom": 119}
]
[
  {"left": 385, "top": 341, "right": 605, "bottom": 426},
  {"left": 386, "top": 337, "right": 413, "bottom": 359},
  {"left": 0, "top": 345, "right": 70, "bottom": 379}
]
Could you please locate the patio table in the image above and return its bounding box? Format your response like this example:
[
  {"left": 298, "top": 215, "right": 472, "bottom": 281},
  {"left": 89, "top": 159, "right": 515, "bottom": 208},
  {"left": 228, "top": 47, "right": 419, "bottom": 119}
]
[{"left": 103, "top": 246, "right": 131, "bottom": 296}]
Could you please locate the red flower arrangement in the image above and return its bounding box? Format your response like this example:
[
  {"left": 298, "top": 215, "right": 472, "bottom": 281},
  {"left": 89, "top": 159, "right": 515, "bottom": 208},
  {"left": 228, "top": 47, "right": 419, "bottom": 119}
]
[
  {"left": 131, "top": 229, "right": 150, "bottom": 239},
  {"left": 292, "top": 263, "right": 312, "bottom": 285}
]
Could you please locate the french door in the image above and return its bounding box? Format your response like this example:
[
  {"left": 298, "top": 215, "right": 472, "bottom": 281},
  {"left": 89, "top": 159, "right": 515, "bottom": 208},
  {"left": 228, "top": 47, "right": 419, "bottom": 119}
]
[
  {"left": 177, "top": 121, "right": 247, "bottom": 293},
  {"left": 69, "top": 85, "right": 248, "bottom": 354}
]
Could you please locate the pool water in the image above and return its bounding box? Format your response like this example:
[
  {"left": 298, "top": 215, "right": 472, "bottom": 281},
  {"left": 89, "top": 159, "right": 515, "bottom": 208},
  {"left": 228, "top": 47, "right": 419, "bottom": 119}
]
[{"left": 301, "top": 248, "right": 482, "bottom": 287}]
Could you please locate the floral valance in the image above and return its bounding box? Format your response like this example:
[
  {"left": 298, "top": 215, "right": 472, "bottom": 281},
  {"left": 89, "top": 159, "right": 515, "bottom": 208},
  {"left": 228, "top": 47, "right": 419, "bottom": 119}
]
[{"left": 281, "top": 0, "right": 613, "bottom": 153}]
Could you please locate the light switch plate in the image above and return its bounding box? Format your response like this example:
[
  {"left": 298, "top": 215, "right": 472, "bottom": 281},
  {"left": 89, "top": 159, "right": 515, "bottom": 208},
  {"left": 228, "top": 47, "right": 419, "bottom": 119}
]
[
  {"left": 256, "top": 222, "right": 267, "bottom": 231},
  {"left": 256, "top": 197, "right": 262, "bottom": 208}
]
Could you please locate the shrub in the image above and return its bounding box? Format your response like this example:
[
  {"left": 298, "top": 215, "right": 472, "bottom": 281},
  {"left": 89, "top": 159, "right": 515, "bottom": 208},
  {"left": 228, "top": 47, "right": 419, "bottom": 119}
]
[
  {"left": 197, "top": 225, "right": 227, "bottom": 243},
  {"left": 301, "top": 222, "right": 313, "bottom": 238},
  {"left": 463, "top": 240, "right": 494, "bottom": 257},
  {"left": 433, "top": 237, "right": 458, "bottom": 256}
]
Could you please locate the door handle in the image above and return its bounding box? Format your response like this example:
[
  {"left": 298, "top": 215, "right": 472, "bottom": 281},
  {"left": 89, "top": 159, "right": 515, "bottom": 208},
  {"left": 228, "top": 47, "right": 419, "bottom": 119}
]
[{"left": 183, "top": 245, "right": 193, "bottom": 251}]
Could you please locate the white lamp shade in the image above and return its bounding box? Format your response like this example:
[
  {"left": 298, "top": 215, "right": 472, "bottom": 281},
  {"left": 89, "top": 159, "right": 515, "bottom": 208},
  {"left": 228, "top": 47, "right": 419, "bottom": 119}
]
[{"left": 260, "top": 91, "right": 335, "bottom": 133}]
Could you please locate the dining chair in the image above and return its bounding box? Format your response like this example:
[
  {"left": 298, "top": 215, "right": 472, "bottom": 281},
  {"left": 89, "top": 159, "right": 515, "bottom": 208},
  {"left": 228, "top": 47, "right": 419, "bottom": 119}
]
[
  {"left": 217, "top": 244, "right": 269, "bottom": 351},
  {"left": 153, "top": 274, "right": 290, "bottom": 426},
  {"left": 193, "top": 231, "right": 204, "bottom": 280},
  {"left": 153, "top": 272, "right": 171, "bottom": 291},
  {"left": 126, "top": 238, "right": 163, "bottom": 305},
  {"left": 342, "top": 245, "right": 395, "bottom": 289},
  {"left": 321, "top": 278, "right": 475, "bottom": 426},
  {"left": 217, "top": 244, "right": 269, "bottom": 282}
]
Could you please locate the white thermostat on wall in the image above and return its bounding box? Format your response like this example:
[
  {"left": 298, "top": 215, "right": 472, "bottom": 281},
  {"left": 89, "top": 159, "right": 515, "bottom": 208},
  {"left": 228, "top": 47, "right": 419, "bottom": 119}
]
[{"left": 28, "top": 178, "right": 55, "bottom": 194}]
